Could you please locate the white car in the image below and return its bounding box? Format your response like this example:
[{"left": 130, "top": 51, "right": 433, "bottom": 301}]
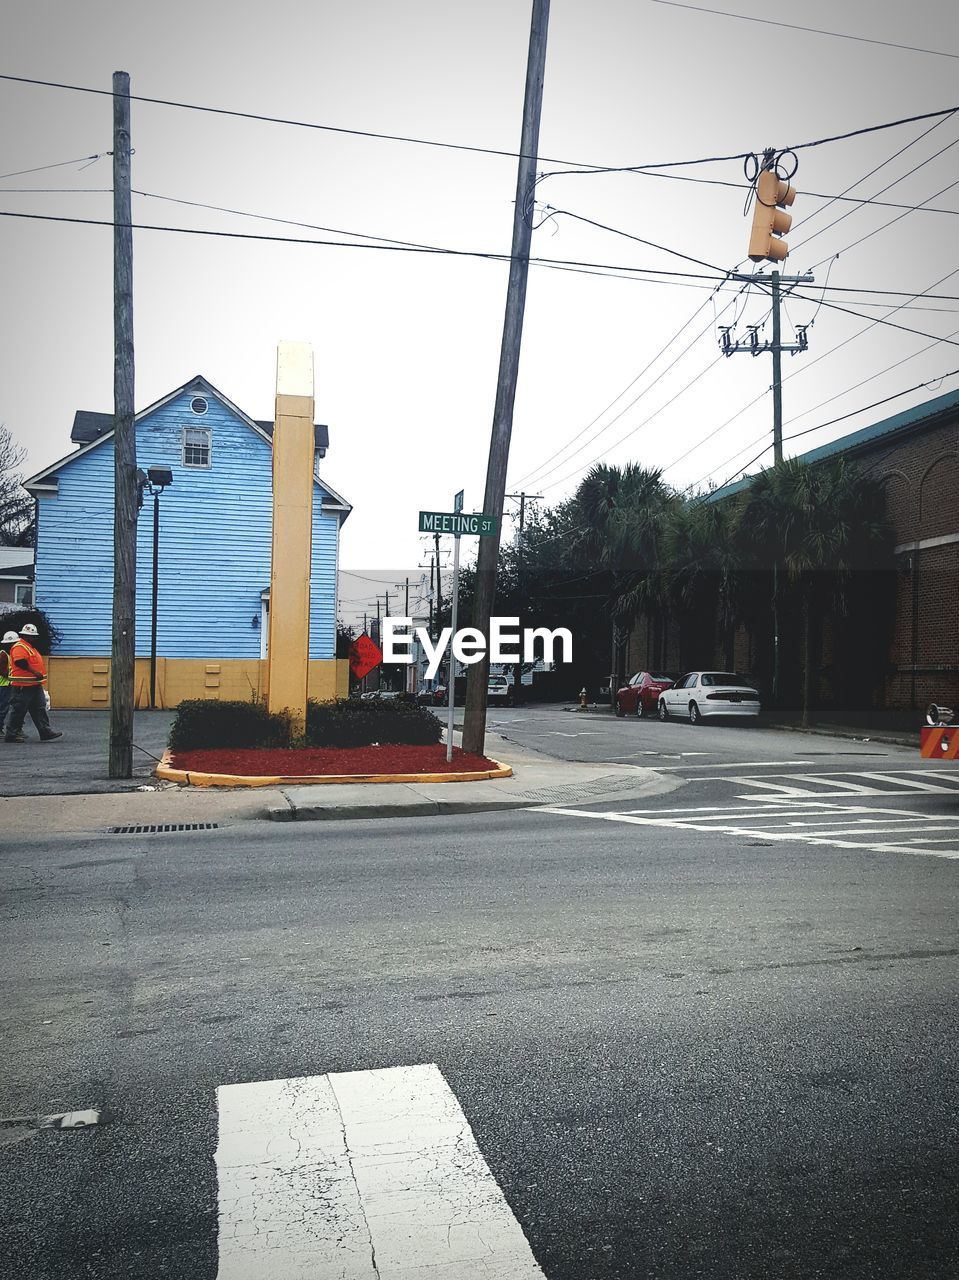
[
  {"left": 487, "top": 674, "right": 514, "bottom": 705},
  {"left": 658, "top": 671, "right": 760, "bottom": 725}
]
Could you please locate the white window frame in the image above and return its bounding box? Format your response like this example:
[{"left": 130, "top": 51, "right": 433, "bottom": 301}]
[
  {"left": 14, "top": 583, "right": 34, "bottom": 606},
  {"left": 182, "top": 425, "right": 212, "bottom": 469}
]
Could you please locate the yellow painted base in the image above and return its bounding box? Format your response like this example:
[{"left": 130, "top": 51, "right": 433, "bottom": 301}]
[
  {"left": 46, "top": 656, "right": 350, "bottom": 710},
  {"left": 156, "top": 750, "right": 513, "bottom": 789}
]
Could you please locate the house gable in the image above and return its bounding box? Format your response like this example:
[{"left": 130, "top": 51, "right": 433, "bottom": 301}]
[{"left": 29, "top": 377, "right": 347, "bottom": 660}]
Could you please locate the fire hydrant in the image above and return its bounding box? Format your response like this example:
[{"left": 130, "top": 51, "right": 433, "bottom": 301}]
[{"left": 579, "top": 687, "right": 588, "bottom": 710}]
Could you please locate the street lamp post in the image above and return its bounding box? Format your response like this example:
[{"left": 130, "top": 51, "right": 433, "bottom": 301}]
[{"left": 136, "top": 465, "right": 173, "bottom": 709}]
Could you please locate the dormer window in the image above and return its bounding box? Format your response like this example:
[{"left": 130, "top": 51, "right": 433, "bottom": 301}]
[{"left": 183, "top": 426, "right": 212, "bottom": 468}]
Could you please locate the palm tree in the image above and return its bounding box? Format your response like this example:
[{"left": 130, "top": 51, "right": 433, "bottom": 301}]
[
  {"left": 572, "top": 464, "right": 677, "bottom": 686},
  {"left": 664, "top": 500, "right": 740, "bottom": 670},
  {"left": 737, "top": 457, "right": 893, "bottom": 727}
]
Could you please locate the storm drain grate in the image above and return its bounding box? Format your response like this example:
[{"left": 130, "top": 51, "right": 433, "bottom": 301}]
[{"left": 109, "top": 823, "right": 220, "bottom": 834}]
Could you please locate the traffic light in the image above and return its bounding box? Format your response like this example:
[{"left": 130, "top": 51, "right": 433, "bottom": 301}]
[{"left": 748, "top": 168, "right": 795, "bottom": 263}]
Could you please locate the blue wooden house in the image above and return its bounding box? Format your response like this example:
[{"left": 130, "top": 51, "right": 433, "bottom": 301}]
[{"left": 24, "top": 375, "right": 351, "bottom": 708}]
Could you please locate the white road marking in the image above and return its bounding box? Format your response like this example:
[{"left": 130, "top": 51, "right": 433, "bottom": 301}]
[
  {"left": 640, "top": 759, "right": 819, "bottom": 771},
  {"left": 539, "top": 805, "right": 959, "bottom": 861},
  {"left": 216, "top": 1064, "right": 544, "bottom": 1279}
]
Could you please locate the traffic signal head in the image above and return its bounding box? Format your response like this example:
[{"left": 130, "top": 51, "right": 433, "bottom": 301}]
[{"left": 748, "top": 169, "right": 795, "bottom": 263}]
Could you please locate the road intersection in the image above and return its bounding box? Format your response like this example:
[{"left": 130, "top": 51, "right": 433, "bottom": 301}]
[{"left": 3, "top": 705, "right": 957, "bottom": 1278}]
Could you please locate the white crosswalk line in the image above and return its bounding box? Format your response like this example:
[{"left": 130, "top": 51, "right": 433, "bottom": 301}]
[
  {"left": 216, "top": 1064, "right": 544, "bottom": 1279},
  {"left": 855, "top": 772, "right": 958, "bottom": 793},
  {"left": 539, "top": 804, "right": 959, "bottom": 861}
]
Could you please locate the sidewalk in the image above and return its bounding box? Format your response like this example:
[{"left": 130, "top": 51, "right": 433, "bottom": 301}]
[
  {"left": 0, "top": 712, "right": 674, "bottom": 835},
  {"left": 0, "top": 710, "right": 174, "bottom": 796}
]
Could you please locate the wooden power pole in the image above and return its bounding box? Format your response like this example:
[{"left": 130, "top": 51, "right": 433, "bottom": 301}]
[
  {"left": 108, "top": 70, "right": 137, "bottom": 779},
  {"left": 463, "top": 0, "right": 550, "bottom": 756}
]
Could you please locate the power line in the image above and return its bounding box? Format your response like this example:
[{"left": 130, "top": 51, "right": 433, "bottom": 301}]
[
  {"left": 680, "top": 266, "right": 959, "bottom": 485},
  {"left": 789, "top": 112, "right": 958, "bottom": 244},
  {"left": 5, "top": 73, "right": 955, "bottom": 187},
  {"left": 614, "top": 167, "right": 959, "bottom": 214},
  {"left": 772, "top": 287, "right": 959, "bottom": 349},
  {"left": 0, "top": 73, "right": 610, "bottom": 170},
  {"left": 0, "top": 149, "right": 112, "bottom": 181},
  {"left": 541, "top": 354, "right": 725, "bottom": 494},
  {"left": 704, "top": 368, "right": 959, "bottom": 495},
  {"left": 0, "top": 207, "right": 741, "bottom": 285},
  {"left": 649, "top": 0, "right": 959, "bottom": 60},
  {"left": 792, "top": 133, "right": 959, "bottom": 260},
  {"left": 512, "top": 280, "right": 749, "bottom": 490}
]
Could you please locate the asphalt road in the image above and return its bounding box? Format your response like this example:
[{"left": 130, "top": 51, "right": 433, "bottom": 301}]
[{"left": 3, "top": 714, "right": 958, "bottom": 1278}]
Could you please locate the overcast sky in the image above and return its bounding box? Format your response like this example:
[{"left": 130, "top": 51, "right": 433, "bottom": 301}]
[{"left": 3, "top": 0, "right": 958, "bottom": 611}]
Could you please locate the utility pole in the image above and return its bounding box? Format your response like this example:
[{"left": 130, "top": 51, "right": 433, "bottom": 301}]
[
  {"left": 108, "top": 70, "right": 137, "bottom": 779},
  {"left": 505, "top": 491, "right": 542, "bottom": 703},
  {"left": 463, "top": 0, "right": 550, "bottom": 756}
]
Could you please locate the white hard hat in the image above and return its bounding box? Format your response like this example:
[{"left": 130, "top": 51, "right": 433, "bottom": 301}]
[
  {"left": 2, "top": 631, "right": 19, "bottom": 644},
  {"left": 19, "top": 623, "right": 39, "bottom": 637}
]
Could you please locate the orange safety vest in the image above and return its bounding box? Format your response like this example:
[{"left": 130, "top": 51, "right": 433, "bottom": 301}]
[{"left": 9, "top": 638, "right": 46, "bottom": 686}]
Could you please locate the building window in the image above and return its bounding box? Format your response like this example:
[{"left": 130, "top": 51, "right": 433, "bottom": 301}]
[
  {"left": 182, "top": 426, "right": 212, "bottom": 468},
  {"left": 190, "top": 396, "right": 208, "bottom": 415},
  {"left": 15, "top": 583, "right": 34, "bottom": 606}
]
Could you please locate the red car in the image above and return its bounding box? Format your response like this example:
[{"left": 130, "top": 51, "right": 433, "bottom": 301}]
[{"left": 615, "top": 671, "right": 675, "bottom": 718}]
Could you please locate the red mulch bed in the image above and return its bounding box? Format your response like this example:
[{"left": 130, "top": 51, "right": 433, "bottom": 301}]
[{"left": 169, "top": 744, "right": 500, "bottom": 776}]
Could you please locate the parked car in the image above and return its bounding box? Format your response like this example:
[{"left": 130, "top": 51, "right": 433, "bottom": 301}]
[
  {"left": 658, "top": 671, "right": 760, "bottom": 724},
  {"left": 487, "top": 674, "right": 514, "bottom": 705},
  {"left": 416, "top": 684, "right": 446, "bottom": 707},
  {"left": 615, "top": 671, "right": 675, "bottom": 718}
]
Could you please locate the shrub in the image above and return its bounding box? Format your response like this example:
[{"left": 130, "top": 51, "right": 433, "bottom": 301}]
[
  {"left": 169, "top": 700, "right": 292, "bottom": 752},
  {"left": 306, "top": 698, "right": 442, "bottom": 748},
  {"left": 0, "top": 606, "right": 61, "bottom": 654}
]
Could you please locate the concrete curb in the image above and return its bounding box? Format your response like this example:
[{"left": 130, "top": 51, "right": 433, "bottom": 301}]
[
  {"left": 269, "top": 795, "right": 537, "bottom": 823},
  {"left": 156, "top": 751, "right": 513, "bottom": 789},
  {"left": 764, "top": 722, "right": 916, "bottom": 749}
]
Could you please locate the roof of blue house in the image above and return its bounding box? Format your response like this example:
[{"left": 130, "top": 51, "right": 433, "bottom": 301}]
[
  {"left": 707, "top": 385, "right": 959, "bottom": 503},
  {"left": 28, "top": 375, "right": 347, "bottom": 509}
]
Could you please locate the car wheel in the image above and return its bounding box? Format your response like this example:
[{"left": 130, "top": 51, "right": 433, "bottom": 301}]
[
  {"left": 615, "top": 700, "right": 625, "bottom": 717},
  {"left": 635, "top": 699, "right": 645, "bottom": 719},
  {"left": 689, "top": 701, "right": 700, "bottom": 725},
  {"left": 658, "top": 699, "right": 668, "bottom": 721}
]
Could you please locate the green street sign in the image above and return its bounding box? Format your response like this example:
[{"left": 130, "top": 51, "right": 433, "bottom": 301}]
[{"left": 418, "top": 511, "right": 498, "bottom": 536}]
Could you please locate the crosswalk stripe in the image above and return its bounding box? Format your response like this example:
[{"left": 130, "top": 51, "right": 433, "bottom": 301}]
[
  {"left": 216, "top": 1064, "right": 544, "bottom": 1278},
  {"left": 855, "top": 772, "right": 957, "bottom": 793},
  {"left": 540, "top": 807, "right": 959, "bottom": 860}
]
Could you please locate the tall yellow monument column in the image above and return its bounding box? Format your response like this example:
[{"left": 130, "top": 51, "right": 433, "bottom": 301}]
[{"left": 267, "top": 341, "right": 314, "bottom": 734}]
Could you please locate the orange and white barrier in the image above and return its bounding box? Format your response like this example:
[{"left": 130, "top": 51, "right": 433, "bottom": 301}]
[{"left": 920, "top": 726, "right": 959, "bottom": 759}]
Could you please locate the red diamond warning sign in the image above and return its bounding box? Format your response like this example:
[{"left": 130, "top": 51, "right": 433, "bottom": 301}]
[{"left": 349, "top": 632, "right": 383, "bottom": 680}]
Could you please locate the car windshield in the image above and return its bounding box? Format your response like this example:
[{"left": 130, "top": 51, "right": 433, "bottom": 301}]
[{"left": 701, "top": 672, "right": 755, "bottom": 688}]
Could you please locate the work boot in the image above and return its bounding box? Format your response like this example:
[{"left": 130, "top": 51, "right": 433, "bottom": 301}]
[
  {"left": 5, "top": 735, "right": 26, "bottom": 743},
  {"left": 40, "top": 732, "right": 63, "bottom": 742}
]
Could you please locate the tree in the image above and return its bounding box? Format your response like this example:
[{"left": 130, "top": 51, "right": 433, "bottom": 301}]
[
  {"left": 664, "top": 500, "right": 740, "bottom": 670},
  {"left": 736, "top": 457, "right": 893, "bottom": 727},
  {"left": 0, "top": 425, "right": 34, "bottom": 546}
]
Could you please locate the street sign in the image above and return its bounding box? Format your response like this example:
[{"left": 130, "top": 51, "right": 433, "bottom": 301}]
[
  {"left": 418, "top": 511, "right": 498, "bottom": 536},
  {"left": 454, "top": 490, "right": 464, "bottom": 514}
]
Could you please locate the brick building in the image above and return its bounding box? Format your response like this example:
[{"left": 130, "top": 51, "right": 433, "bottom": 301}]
[{"left": 626, "top": 387, "right": 959, "bottom": 712}]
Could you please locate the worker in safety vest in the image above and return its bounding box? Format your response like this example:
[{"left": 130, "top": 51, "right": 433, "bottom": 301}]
[
  {"left": 0, "top": 629, "right": 18, "bottom": 735},
  {"left": 4, "top": 623, "right": 63, "bottom": 743}
]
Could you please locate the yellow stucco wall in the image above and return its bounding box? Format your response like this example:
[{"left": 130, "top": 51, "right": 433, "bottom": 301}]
[{"left": 46, "top": 657, "right": 349, "bottom": 710}]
